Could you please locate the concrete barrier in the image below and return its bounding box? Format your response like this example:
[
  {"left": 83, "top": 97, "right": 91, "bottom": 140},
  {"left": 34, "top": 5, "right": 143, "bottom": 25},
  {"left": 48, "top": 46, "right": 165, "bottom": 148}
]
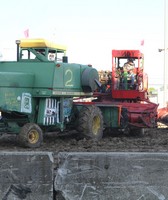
[
  {"left": 55, "top": 152, "right": 168, "bottom": 200},
  {"left": 0, "top": 151, "right": 53, "bottom": 200}
]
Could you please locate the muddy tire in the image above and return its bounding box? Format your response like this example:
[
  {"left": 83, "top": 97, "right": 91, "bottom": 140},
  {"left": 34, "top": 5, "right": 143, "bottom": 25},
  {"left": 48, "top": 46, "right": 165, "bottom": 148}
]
[
  {"left": 18, "top": 123, "right": 43, "bottom": 148},
  {"left": 130, "top": 128, "right": 145, "bottom": 136},
  {"left": 77, "top": 105, "right": 104, "bottom": 140},
  {"left": 123, "top": 127, "right": 145, "bottom": 136}
]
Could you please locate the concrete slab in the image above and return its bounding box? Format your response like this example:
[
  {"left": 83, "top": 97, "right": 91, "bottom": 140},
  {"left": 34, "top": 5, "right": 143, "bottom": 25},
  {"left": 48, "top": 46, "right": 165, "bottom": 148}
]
[
  {"left": 0, "top": 151, "right": 53, "bottom": 200},
  {"left": 54, "top": 152, "right": 168, "bottom": 200}
]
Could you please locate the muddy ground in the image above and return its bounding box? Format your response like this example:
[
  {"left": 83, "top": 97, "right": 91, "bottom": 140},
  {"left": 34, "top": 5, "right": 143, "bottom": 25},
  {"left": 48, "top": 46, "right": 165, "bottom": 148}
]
[
  {"left": 1, "top": 127, "right": 168, "bottom": 200},
  {"left": 0, "top": 127, "right": 168, "bottom": 153}
]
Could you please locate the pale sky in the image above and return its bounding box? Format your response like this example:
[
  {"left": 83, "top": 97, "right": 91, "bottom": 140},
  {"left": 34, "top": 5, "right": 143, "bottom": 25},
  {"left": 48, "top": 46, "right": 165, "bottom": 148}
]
[{"left": 0, "top": 0, "right": 165, "bottom": 86}]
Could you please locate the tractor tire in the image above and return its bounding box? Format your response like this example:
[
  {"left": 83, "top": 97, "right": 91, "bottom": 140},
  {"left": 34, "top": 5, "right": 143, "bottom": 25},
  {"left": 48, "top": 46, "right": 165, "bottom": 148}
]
[
  {"left": 130, "top": 128, "right": 145, "bottom": 136},
  {"left": 77, "top": 105, "right": 104, "bottom": 140},
  {"left": 120, "top": 107, "right": 129, "bottom": 129},
  {"left": 123, "top": 126, "right": 145, "bottom": 136},
  {"left": 18, "top": 123, "right": 43, "bottom": 148}
]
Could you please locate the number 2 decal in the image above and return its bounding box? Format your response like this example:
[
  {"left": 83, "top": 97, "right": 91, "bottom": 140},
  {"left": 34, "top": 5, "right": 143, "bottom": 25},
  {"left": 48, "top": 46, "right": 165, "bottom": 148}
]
[{"left": 65, "top": 69, "right": 73, "bottom": 87}]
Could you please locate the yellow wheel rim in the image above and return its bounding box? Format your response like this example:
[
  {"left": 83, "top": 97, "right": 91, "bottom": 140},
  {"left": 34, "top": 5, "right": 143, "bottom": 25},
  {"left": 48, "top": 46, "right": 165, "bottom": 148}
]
[
  {"left": 92, "top": 116, "right": 101, "bottom": 135},
  {"left": 28, "top": 129, "right": 39, "bottom": 144}
]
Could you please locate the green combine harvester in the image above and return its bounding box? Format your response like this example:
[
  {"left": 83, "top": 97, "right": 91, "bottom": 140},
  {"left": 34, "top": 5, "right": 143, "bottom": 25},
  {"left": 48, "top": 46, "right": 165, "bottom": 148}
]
[{"left": 0, "top": 39, "right": 127, "bottom": 148}]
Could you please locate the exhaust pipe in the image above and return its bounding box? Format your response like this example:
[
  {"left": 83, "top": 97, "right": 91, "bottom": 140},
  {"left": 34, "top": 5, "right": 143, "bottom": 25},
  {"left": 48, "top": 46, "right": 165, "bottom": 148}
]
[{"left": 15, "top": 40, "right": 21, "bottom": 62}]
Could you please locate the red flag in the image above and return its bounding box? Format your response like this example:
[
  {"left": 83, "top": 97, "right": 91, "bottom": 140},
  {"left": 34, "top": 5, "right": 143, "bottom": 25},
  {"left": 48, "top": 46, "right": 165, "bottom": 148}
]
[
  {"left": 140, "top": 39, "right": 144, "bottom": 46},
  {"left": 24, "top": 29, "right": 29, "bottom": 38}
]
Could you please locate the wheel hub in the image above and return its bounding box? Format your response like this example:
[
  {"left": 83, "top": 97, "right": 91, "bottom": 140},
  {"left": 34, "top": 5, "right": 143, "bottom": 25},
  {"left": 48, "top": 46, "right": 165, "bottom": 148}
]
[
  {"left": 28, "top": 130, "right": 39, "bottom": 144},
  {"left": 92, "top": 116, "right": 101, "bottom": 135}
]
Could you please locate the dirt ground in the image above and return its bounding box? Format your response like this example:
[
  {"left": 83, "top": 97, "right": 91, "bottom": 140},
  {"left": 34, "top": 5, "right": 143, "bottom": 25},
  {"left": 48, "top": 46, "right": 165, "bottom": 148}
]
[
  {"left": 1, "top": 127, "right": 167, "bottom": 200},
  {"left": 0, "top": 127, "right": 168, "bottom": 153}
]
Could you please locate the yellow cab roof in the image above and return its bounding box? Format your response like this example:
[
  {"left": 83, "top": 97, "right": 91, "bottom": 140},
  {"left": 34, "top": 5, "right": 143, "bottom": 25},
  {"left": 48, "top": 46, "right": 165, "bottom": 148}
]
[{"left": 19, "top": 38, "right": 67, "bottom": 51}]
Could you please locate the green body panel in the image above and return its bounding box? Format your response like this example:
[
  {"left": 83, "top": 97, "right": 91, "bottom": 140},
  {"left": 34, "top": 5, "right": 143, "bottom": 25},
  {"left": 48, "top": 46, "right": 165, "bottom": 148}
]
[
  {"left": 37, "top": 98, "right": 46, "bottom": 124},
  {"left": 0, "top": 61, "right": 54, "bottom": 88},
  {"left": 99, "top": 106, "right": 120, "bottom": 128},
  {"left": 0, "top": 62, "right": 93, "bottom": 98},
  {"left": 53, "top": 63, "right": 81, "bottom": 89},
  {"left": 0, "top": 71, "right": 34, "bottom": 112},
  {"left": 0, "top": 72, "right": 34, "bottom": 87},
  {"left": 0, "top": 88, "right": 33, "bottom": 112}
]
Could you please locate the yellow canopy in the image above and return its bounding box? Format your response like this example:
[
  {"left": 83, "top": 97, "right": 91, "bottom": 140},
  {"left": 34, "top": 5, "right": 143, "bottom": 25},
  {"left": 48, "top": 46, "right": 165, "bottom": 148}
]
[{"left": 19, "top": 38, "right": 67, "bottom": 52}]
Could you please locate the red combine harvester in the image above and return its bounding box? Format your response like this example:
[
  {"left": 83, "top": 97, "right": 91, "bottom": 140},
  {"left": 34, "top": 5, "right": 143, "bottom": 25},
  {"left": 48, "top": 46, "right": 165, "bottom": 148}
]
[{"left": 92, "top": 49, "right": 161, "bottom": 134}]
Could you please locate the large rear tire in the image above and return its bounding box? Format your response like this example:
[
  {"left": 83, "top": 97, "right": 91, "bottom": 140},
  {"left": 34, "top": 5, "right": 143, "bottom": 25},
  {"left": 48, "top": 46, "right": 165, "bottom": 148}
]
[
  {"left": 130, "top": 128, "right": 145, "bottom": 136},
  {"left": 77, "top": 105, "right": 104, "bottom": 140},
  {"left": 18, "top": 123, "right": 43, "bottom": 148},
  {"left": 123, "top": 126, "right": 145, "bottom": 136}
]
